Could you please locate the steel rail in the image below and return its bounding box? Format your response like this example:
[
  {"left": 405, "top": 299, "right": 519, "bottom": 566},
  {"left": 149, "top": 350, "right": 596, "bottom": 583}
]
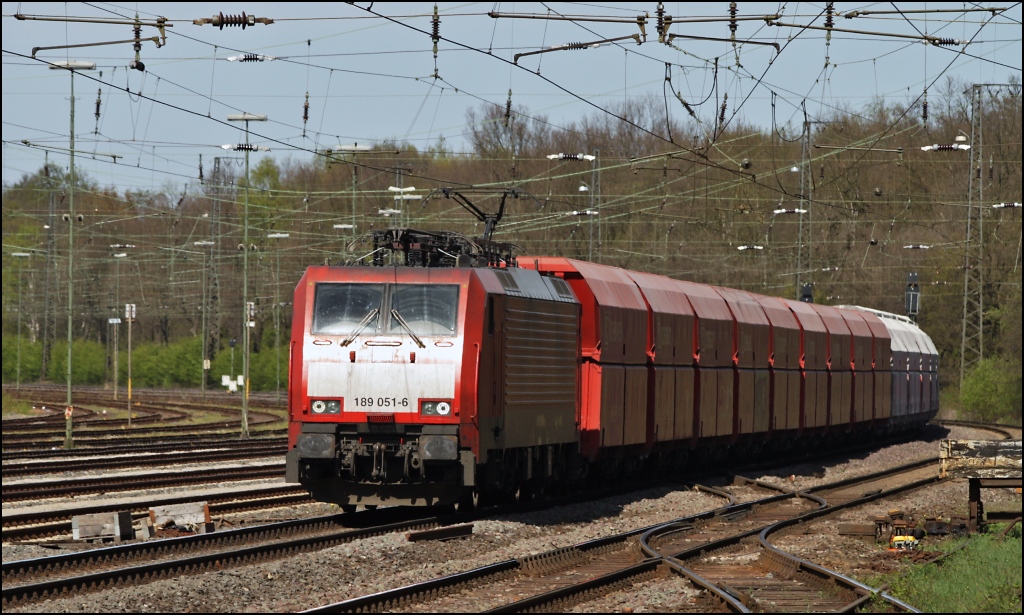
[
  {"left": 485, "top": 560, "right": 665, "bottom": 614},
  {"left": 2, "top": 506, "right": 427, "bottom": 584},
  {"left": 484, "top": 487, "right": 817, "bottom": 614},
  {"left": 2, "top": 480, "right": 702, "bottom": 606},
  {"left": 476, "top": 483, "right": 801, "bottom": 614},
  {"left": 310, "top": 462, "right": 939, "bottom": 613},
  {"left": 3, "top": 382, "right": 279, "bottom": 399},
  {"left": 2, "top": 435, "right": 286, "bottom": 460},
  {"left": 3, "top": 464, "right": 285, "bottom": 502},
  {"left": 1, "top": 426, "right": 286, "bottom": 445},
  {"left": 301, "top": 484, "right": 768, "bottom": 613},
  {"left": 2, "top": 390, "right": 282, "bottom": 433},
  {"left": 802, "top": 457, "right": 937, "bottom": 495},
  {"left": 933, "top": 418, "right": 1018, "bottom": 440},
  {"left": 650, "top": 466, "right": 942, "bottom": 613},
  {"left": 755, "top": 476, "right": 941, "bottom": 613},
  {"left": 1, "top": 415, "right": 280, "bottom": 437},
  {"left": 1, "top": 512, "right": 444, "bottom": 608},
  {"left": 1, "top": 485, "right": 307, "bottom": 537},
  {"left": 1, "top": 446, "right": 285, "bottom": 477}
]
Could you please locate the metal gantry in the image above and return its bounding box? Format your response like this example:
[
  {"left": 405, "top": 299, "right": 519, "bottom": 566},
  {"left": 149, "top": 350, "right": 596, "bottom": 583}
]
[
  {"left": 960, "top": 85, "right": 985, "bottom": 385},
  {"left": 11, "top": 253, "right": 32, "bottom": 388},
  {"left": 50, "top": 60, "right": 96, "bottom": 448},
  {"left": 41, "top": 156, "right": 57, "bottom": 383},
  {"left": 267, "top": 233, "right": 290, "bottom": 404},
  {"left": 959, "top": 83, "right": 1013, "bottom": 384},
  {"left": 194, "top": 240, "right": 215, "bottom": 400},
  {"left": 795, "top": 111, "right": 813, "bottom": 300},
  {"left": 227, "top": 112, "right": 267, "bottom": 439}
]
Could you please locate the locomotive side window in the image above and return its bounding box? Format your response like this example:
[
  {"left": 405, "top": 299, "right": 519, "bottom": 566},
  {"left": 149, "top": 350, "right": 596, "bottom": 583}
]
[
  {"left": 388, "top": 285, "right": 459, "bottom": 336},
  {"left": 312, "top": 284, "right": 384, "bottom": 334}
]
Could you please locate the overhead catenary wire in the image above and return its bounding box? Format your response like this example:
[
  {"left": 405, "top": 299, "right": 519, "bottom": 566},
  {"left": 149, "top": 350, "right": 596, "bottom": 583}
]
[
  {"left": 6, "top": 4, "right": 1007, "bottom": 174},
  {"left": 347, "top": 3, "right": 818, "bottom": 204},
  {"left": 6, "top": 3, "right": 1015, "bottom": 226}
]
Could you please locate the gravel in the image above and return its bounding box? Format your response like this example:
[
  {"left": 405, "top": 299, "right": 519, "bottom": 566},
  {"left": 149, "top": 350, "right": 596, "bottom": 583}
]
[
  {"left": 5, "top": 487, "right": 723, "bottom": 613},
  {"left": 769, "top": 477, "right": 1022, "bottom": 583},
  {"left": 751, "top": 424, "right": 992, "bottom": 491},
  {"left": 4, "top": 421, "right": 1018, "bottom": 613},
  {"left": 567, "top": 572, "right": 702, "bottom": 613}
]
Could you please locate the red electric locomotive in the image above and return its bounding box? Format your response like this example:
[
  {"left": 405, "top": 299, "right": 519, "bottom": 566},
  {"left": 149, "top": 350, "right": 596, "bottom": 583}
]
[{"left": 286, "top": 229, "right": 938, "bottom": 509}]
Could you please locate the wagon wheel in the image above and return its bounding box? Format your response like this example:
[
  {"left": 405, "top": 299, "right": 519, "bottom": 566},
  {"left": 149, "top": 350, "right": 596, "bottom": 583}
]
[{"left": 454, "top": 488, "right": 480, "bottom": 512}]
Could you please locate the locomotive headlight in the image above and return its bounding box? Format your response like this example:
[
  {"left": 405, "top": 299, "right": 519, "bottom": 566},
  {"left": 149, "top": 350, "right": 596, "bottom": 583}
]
[
  {"left": 420, "top": 400, "right": 453, "bottom": 417},
  {"left": 310, "top": 399, "right": 341, "bottom": 414}
]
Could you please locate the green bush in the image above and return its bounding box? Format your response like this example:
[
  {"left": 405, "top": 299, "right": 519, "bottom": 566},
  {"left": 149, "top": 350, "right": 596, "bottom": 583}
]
[
  {"left": 250, "top": 344, "right": 288, "bottom": 392},
  {"left": 204, "top": 341, "right": 287, "bottom": 393},
  {"left": 8, "top": 334, "right": 294, "bottom": 391},
  {"left": 165, "top": 336, "right": 203, "bottom": 387},
  {"left": 209, "top": 342, "right": 240, "bottom": 390},
  {"left": 1, "top": 335, "right": 43, "bottom": 383},
  {"left": 960, "top": 357, "right": 1023, "bottom": 423},
  {"left": 46, "top": 340, "right": 107, "bottom": 385},
  {"left": 120, "top": 337, "right": 207, "bottom": 388}
]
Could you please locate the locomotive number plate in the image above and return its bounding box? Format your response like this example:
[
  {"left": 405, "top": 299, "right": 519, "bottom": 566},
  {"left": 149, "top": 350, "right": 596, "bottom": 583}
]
[
  {"left": 353, "top": 397, "right": 410, "bottom": 409},
  {"left": 308, "top": 362, "right": 455, "bottom": 414}
]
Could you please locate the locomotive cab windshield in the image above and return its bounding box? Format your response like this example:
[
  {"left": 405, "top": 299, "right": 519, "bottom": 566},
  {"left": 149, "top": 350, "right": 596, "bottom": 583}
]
[{"left": 313, "top": 283, "right": 458, "bottom": 338}]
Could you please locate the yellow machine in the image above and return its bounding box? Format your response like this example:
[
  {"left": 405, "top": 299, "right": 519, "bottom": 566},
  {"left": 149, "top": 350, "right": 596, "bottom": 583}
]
[{"left": 888, "top": 533, "right": 920, "bottom": 551}]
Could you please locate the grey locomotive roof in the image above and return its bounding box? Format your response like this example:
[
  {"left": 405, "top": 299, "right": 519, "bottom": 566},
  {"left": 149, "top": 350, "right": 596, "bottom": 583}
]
[{"left": 482, "top": 267, "right": 579, "bottom": 303}]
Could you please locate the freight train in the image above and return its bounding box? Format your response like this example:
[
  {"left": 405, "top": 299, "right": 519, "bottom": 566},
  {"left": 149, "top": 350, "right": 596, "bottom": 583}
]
[{"left": 285, "top": 230, "right": 939, "bottom": 510}]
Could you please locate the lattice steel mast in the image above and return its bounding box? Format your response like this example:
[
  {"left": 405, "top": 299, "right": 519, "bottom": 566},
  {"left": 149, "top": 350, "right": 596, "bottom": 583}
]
[
  {"left": 796, "top": 106, "right": 813, "bottom": 299},
  {"left": 959, "top": 84, "right": 1011, "bottom": 383}
]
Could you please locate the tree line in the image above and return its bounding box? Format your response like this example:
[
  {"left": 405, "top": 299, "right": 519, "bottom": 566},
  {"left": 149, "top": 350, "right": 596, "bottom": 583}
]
[{"left": 2, "top": 76, "right": 1020, "bottom": 420}]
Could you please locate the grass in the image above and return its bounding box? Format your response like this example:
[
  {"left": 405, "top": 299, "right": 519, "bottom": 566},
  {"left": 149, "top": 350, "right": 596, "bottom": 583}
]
[
  {"left": 869, "top": 527, "right": 1022, "bottom": 613},
  {"left": 1, "top": 400, "right": 285, "bottom": 434},
  {"left": 0, "top": 391, "right": 36, "bottom": 417}
]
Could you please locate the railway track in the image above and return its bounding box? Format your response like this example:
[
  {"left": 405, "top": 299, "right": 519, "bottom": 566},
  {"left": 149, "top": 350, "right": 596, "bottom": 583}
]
[
  {"left": 2, "top": 463, "right": 285, "bottom": 503},
  {"left": 1, "top": 434, "right": 287, "bottom": 460},
  {"left": 933, "top": 418, "right": 1020, "bottom": 439},
  {"left": 2, "top": 386, "right": 283, "bottom": 439},
  {"left": 298, "top": 424, "right": 1006, "bottom": 613},
  {"left": 3, "top": 383, "right": 286, "bottom": 408},
  {"left": 0, "top": 480, "right": 697, "bottom": 608},
  {"left": 0, "top": 508, "right": 443, "bottom": 609},
  {"left": 1, "top": 443, "right": 286, "bottom": 477},
  {"left": 2, "top": 417, "right": 1011, "bottom": 610},
  {"left": 1, "top": 410, "right": 271, "bottom": 436},
  {"left": 316, "top": 484, "right": 742, "bottom": 614},
  {"left": 644, "top": 467, "right": 939, "bottom": 613},
  {"left": 1, "top": 413, "right": 280, "bottom": 442},
  {"left": 305, "top": 462, "right": 940, "bottom": 613},
  {"left": 1, "top": 485, "right": 312, "bottom": 541},
  {"left": 1, "top": 425, "right": 284, "bottom": 446},
  {"left": 1, "top": 405, "right": 183, "bottom": 432}
]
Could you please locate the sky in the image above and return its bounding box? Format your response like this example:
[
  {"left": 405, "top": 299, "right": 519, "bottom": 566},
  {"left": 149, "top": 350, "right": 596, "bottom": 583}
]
[{"left": 2, "top": 2, "right": 1021, "bottom": 191}]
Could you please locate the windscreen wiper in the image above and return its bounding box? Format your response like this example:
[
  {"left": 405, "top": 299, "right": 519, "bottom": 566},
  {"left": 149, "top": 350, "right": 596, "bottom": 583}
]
[
  {"left": 390, "top": 309, "right": 426, "bottom": 348},
  {"left": 340, "top": 308, "right": 379, "bottom": 347}
]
